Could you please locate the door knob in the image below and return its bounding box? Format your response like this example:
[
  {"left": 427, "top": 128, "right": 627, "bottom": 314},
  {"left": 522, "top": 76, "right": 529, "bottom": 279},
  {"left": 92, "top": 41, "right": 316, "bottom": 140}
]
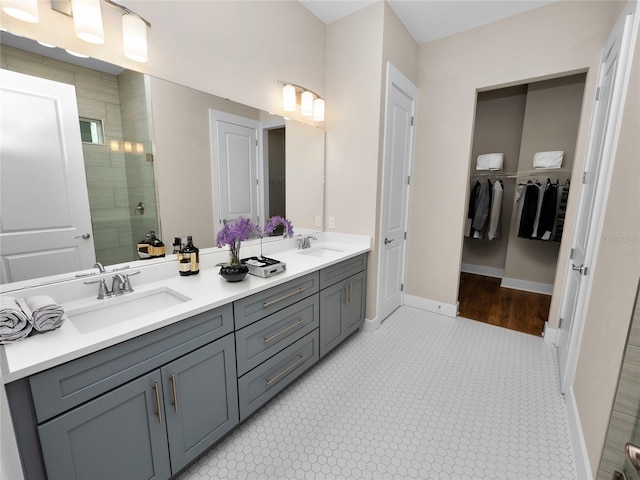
[
  {"left": 75, "top": 233, "right": 91, "bottom": 240},
  {"left": 626, "top": 442, "right": 640, "bottom": 475},
  {"left": 384, "top": 238, "right": 394, "bottom": 245},
  {"left": 571, "top": 264, "right": 586, "bottom": 275}
]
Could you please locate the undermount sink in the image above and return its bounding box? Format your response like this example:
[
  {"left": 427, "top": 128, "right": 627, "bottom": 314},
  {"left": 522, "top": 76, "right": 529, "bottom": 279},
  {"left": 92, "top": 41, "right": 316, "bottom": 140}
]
[
  {"left": 67, "top": 287, "right": 191, "bottom": 334},
  {"left": 296, "top": 246, "right": 344, "bottom": 258}
]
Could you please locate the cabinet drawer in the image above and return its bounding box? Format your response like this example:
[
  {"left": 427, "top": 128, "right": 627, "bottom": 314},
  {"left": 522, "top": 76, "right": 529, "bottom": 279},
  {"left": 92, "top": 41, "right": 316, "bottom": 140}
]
[
  {"left": 236, "top": 294, "right": 319, "bottom": 376},
  {"left": 319, "top": 253, "right": 368, "bottom": 289},
  {"left": 238, "top": 330, "right": 319, "bottom": 421},
  {"left": 234, "top": 273, "right": 319, "bottom": 329},
  {"left": 29, "top": 304, "right": 233, "bottom": 423}
]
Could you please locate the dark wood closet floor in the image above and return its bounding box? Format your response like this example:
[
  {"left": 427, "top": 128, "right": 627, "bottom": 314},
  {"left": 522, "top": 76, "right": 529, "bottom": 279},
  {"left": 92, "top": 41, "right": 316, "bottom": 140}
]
[{"left": 458, "top": 272, "right": 551, "bottom": 337}]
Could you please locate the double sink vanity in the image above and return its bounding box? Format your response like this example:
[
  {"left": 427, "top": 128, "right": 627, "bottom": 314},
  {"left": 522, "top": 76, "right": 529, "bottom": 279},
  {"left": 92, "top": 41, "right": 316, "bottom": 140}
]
[{"left": 1, "top": 233, "right": 370, "bottom": 480}]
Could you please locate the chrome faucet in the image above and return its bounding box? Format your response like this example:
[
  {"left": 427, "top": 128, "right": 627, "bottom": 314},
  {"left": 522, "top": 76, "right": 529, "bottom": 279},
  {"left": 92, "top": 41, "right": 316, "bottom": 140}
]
[
  {"left": 84, "top": 271, "right": 139, "bottom": 299},
  {"left": 111, "top": 273, "right": 127, "bottom": 296},
  {"left": 297, "top": 235, "right": 317, "bottom": 249},
  {"left": 93, "top": 262, "right": 106, "bottom": 273}
]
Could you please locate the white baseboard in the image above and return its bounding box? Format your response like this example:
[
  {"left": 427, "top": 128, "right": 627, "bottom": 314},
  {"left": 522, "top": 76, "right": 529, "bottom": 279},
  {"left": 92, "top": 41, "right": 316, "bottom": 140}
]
[
  {"left": 404, "top": 294, "right": 458, "bottom": 318},
  {"left": 501, "top": 277, "right": 553, "bottom": 295},
  {"left": 460, "top": 263, "right": 505, "bottom": 279},
  {"left": 543, "top": 322, "right": 559, "bottom": 344},
  {"left": 566, "top": 386, "right": 593, "bottom": 480},
  {"left": 362, "top": 316, "right": 380, "bottom": 333}
]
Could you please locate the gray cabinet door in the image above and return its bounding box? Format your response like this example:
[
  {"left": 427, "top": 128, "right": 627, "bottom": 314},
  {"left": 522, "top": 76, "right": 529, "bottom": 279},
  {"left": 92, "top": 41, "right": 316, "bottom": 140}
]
[
  {"left": 319, "top": 279, "right": 345, "bottom": 357},
  {"left": 344, "top": 270, "right": 366, "bottom": 334},
  {"left": 319, "top": 271, "right": 367, "bottom": 358},
  {"left": 162, "top": 334, "right": 239, "bottom": 473},
  {"left": 38, "top": 370, "right": 171, "bottom": 480}
]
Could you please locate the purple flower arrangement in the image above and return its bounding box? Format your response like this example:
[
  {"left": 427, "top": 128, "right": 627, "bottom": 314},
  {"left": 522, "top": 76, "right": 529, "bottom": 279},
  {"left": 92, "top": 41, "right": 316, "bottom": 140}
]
[
  {"left": 262, "top": 216, "right": 294, "bottom": 238},
  {"left": 216, "top": 217, "right": 256, "bottom": 266},
  {"left": 216, "top": 216, "right": 294, "bottom": 265}
]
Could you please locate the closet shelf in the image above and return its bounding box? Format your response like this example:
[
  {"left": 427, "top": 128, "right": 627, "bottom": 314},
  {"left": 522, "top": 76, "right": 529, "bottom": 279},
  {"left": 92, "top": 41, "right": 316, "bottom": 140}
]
[{"left": 472, "top": 168, "right": 572, "bottom": 180}]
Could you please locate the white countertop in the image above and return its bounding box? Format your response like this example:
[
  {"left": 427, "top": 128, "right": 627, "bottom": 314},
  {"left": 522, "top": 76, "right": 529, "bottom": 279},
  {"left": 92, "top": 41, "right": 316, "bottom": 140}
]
[{"left": 0, "top": 233, "right": 370, "bottom": 383}]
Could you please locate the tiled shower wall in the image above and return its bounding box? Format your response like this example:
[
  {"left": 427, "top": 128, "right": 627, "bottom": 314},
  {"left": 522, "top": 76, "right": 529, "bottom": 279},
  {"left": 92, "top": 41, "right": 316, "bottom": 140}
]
[{"left": 597, "top": 281, "right": 640, "bottom": 480}]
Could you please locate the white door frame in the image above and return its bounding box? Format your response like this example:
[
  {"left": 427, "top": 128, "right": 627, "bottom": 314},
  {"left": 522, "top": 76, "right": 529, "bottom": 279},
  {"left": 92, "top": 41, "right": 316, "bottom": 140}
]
[
  {"left": 558, "top": 1, "right": 638, "bottom": 393},
  {"left": 376, "top": 62, "right": 418, "bottom": 324}
]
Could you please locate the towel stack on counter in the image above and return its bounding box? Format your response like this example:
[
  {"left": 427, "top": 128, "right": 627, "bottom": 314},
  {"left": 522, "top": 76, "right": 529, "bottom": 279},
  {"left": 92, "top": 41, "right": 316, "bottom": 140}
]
[{"left": 0, "top": 295, "right": 67, "bottom": 344}]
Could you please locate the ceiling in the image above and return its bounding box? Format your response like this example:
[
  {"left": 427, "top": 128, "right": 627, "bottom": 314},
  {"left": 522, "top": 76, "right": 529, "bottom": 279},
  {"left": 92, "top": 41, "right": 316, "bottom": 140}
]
[{"left": 299, "top": 0, "right": 557, "bottom": 44}]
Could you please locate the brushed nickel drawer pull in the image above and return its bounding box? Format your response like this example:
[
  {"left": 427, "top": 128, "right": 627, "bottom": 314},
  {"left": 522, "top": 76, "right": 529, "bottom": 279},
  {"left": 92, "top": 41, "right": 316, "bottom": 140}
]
[
  {"left": 152, "top": 382, "right": 162, "bottom": 423},
  {"left": 264, "top": 318, "right": 306, "bottom": 343},
  {"left": 263, "top": 287, "right": 306, "bottom": 308},
  {"left": 265, "top": 354, "right": 307, "bottom": 386},
  {"left": 170, "top": 373, "right": 178, "bottom": 412}
]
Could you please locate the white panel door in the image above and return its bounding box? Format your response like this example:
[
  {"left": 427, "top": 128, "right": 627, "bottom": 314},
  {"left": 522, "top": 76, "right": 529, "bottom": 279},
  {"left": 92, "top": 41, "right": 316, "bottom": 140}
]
[
  {"left": 209, "top": 111, "right": 259, "bottom": 232},
  {"left": 558, "top": 5, "right": 636, "bottom": 392},
  {"left": 0, "top": 70, "right": 95, "bottom": 284},
  {"left": 378, "top": 63, "right": 417, "bottom": 322}
]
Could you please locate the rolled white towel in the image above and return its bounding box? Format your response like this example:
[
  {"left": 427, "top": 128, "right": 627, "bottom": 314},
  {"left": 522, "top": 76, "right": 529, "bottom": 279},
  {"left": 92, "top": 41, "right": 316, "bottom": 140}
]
[
  {"left": 476, "top": 153, "right": 504, "bottom": 171},
  {"left": 24, "top": 295, "right": 66, "bottom": 332},
  {"left": 0, "top": 296, "right": 33, "bottom": 344},
  {"left": 533, "top": 151, "right": 564, "bottom": 169}
]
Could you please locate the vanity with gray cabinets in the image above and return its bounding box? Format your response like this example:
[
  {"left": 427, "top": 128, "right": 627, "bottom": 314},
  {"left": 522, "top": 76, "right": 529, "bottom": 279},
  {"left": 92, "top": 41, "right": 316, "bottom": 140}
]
[{"left": 4, "top": 253, "right": 368, "bottom": 480}]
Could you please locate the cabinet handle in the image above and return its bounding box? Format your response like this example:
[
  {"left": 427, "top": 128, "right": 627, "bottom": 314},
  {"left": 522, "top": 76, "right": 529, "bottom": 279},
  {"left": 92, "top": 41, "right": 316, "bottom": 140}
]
[
  {"left": 264, "top": 318, "right": 306, "bottom": 343},
  {"left": 348, "top": 283, "right": 352, "bottom": 304},
  {"left": 152, "top": 382, "right": 162, "bottom": 423},
  {"left": 265, "top": 354, "right": 307, "bottom": 386},
  {"left": 170, "top": 373, "right": 178, "bottom": 412},
  {"left": 263, "top": 287, "right": 306, "bottom": 308}
]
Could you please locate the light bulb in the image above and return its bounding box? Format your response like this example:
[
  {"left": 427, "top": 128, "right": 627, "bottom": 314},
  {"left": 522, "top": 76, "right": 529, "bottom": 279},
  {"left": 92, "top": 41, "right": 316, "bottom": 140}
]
[
  {"left": 313, "top": 98, "right": 325, "bottom": 122},
  {"left": 71, "top": 0, "right": 104, "bottom": 44},
  {"left": 282, "top": 84, "right": 296, "bottom": 112},
  {"left": 2, "top": 0, "right": 39, "bottom": 23},
  {"left": 122, "top": 14, "right": 148, "bottom": 62},
  {"left": 301, "top": 91, "right": 314, "bottom": 116}
]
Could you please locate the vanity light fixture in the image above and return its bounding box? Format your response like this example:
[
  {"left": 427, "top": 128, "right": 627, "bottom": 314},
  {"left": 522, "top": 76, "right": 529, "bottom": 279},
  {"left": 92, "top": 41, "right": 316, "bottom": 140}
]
[
  {"left": 9, "top": 0, "right": 153, "bottom": 62},
  {"left": 1, "top": 0, "right": 39, "bottom": 23},
  {"left": 279, "top": 81, "right": 325, "bottom": 121}
]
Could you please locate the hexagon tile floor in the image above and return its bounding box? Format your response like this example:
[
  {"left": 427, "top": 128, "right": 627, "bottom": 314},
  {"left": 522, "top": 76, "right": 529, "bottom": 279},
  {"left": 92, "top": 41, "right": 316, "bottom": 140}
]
[{"left": 178, "top": 306, "right": 577, "bottom": 480}]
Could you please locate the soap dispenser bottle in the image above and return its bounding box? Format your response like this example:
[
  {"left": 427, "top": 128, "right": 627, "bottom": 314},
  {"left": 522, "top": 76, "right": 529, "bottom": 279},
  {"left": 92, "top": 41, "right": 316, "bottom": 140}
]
[
  {"left": 178, "top": 238, "right": 191, "bottom": 276},
  {"left": 183, "top": 236, "right": 199, "bottom": 275},
  {"left": 137, "top": 232, "right": 151, "bottom": 259},
  {"left": 148, "top": 231, "right": 165, "bottom": 258}
]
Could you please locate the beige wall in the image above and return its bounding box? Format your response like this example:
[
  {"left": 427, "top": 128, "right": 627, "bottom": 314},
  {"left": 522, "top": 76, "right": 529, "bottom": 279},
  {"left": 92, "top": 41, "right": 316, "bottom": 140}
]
[
  {"left": 325, "top": 1, "right": 418, "bottom": 320},
  {"left": 573, "top": 23, "right": 640, "bottom": 475},
  {"left": 285, "top": 120, "right": 325, "bottom": 231},
  {"left": 408, "top": 1, "right": 617, "bottom": 321},
  {"left": 0, "top": 0, "right": 326, "bottom": 122},
  {"left": 325, "top": 2, "right": 385, "bottom": 319}
]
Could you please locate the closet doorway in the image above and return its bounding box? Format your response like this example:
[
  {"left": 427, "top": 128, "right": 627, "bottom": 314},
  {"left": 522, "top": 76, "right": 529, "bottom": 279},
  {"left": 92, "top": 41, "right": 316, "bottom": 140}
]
[{"left": 458, "top": 73, "right": 586, "bottom": 336}]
